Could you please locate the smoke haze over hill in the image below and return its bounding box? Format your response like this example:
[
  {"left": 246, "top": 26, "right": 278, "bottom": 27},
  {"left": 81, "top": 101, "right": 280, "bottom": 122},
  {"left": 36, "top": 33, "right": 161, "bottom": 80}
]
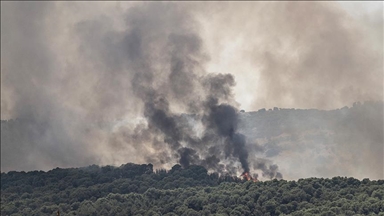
[{"left": 1, "top": 2, "right": 383, "bottom": 179}]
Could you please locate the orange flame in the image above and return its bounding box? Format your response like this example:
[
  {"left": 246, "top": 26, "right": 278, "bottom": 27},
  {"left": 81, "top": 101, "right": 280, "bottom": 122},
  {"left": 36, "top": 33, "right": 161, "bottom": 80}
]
[{"left": 240, "top": 172, "right": 258, "bottom": 182}]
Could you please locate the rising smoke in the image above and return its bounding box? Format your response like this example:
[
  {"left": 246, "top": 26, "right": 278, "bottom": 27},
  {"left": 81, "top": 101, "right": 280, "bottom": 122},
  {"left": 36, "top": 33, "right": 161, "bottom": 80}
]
[
  {"left": 1, "top": 2, "right": 382, "bottom": 179},
  {"left": 120, "top": 3, "right": 272, "bottom": 175}
]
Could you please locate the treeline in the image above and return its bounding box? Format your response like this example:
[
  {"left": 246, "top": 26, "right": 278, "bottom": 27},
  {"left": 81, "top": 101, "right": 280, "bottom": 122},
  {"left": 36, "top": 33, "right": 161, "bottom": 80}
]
[
  {"left": 1, "top": 163, "right": 240, "bottom": 215},
  {"left": 1, "top": 163, "right": 384, "bottom": 215}
]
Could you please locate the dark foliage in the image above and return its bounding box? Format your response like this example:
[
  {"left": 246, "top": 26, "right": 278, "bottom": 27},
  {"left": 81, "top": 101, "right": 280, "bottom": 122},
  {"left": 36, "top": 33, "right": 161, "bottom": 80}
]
[{"left": 1, "top": 163, "right": 384, "bottom": 215}]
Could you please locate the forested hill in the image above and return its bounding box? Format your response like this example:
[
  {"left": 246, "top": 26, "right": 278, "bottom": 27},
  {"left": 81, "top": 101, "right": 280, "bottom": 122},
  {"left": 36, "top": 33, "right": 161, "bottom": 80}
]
[{"left": 1, "top": 163, "right": 384, "bottom": 216}]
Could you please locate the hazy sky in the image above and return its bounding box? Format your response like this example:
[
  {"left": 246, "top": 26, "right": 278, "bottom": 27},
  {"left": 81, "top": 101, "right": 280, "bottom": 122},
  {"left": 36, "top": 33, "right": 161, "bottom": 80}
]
[
  {"left": 1, "top": 2, "right": 383, "bottom": 178},
  {"left": 1, "top": 1, "right": 383, "bottom": 117},
  {"left": 201, "top": 1, "right": 383, "bottom": 110}
]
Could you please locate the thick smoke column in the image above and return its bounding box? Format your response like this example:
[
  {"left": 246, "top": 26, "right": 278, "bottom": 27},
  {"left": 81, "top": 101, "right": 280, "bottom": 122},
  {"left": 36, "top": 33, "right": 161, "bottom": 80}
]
[
  {"left": 206, "top": 102, "right": 249, "bottom": 173},
  {"left": 101, "top": 2, "right": 271, "bottom": 176}
]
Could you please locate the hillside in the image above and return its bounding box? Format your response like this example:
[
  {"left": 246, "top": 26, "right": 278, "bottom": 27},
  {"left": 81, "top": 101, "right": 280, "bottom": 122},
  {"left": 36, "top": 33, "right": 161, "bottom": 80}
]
[
  {"left": 1, "top": 101, "right": 383, "bottom": 215},
  {"left": 2, "top": 101, "right": 383, "bottom": 180},
  {"left": 1, "top": 163, "right": 384, "bottom": 216},
  {"left": 237, "top": 101, "right": 383, "bottom": 179}
]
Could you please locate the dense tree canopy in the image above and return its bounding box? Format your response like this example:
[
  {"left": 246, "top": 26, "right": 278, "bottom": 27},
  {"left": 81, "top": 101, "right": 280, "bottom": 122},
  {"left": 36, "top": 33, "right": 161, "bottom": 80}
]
[{"left": 1, "top": 163, "right": 384, "bottom": 215}]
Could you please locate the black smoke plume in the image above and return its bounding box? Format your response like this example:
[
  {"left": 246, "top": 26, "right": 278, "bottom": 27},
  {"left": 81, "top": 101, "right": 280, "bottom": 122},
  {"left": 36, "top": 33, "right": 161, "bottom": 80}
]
[{"left": 112, "top": 3, "right": 276, "bottom": 176}]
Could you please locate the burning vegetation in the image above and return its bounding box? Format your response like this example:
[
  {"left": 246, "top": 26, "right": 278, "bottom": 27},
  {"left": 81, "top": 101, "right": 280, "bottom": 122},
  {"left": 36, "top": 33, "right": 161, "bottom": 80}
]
[{"left": 241, "top": 172, "right": 258, "bottom": 182}]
